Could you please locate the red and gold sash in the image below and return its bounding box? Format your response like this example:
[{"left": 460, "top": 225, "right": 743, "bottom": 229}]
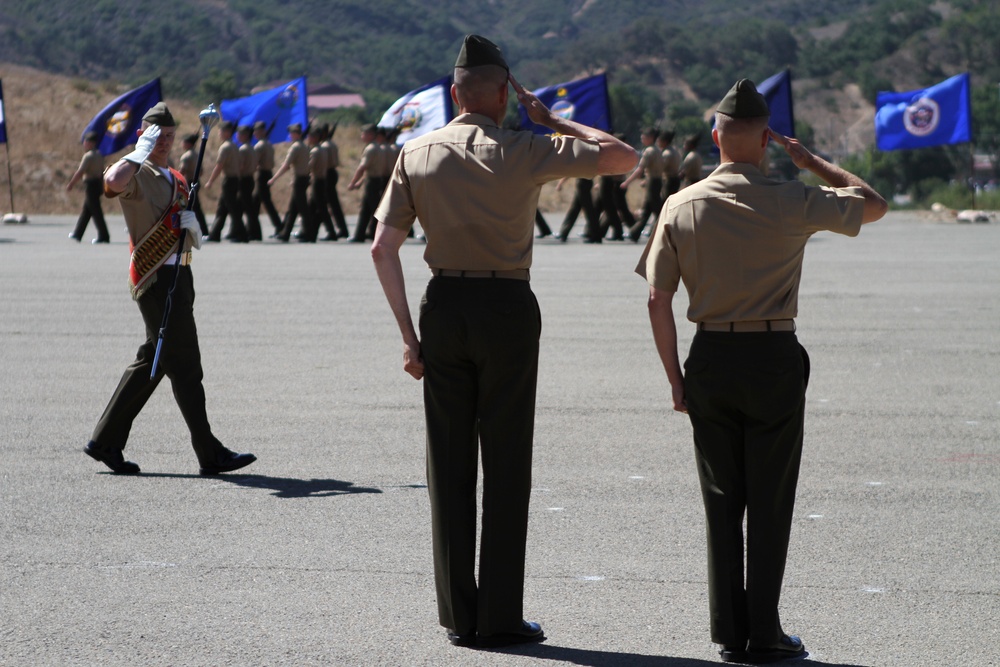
[{"left": 128, "top": 168, "right": 189, "bottom": 300}]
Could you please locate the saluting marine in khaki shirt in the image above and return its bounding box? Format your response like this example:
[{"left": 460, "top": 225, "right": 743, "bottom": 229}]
[
  {"left": 108, "top": 162, "right": 196, "bottom": 253},
  {"left": 637, "top": 162, "right": 865, "bottom": 323},
  {"left": 376, "top": 113, "right": 600, "bottom": 271}
]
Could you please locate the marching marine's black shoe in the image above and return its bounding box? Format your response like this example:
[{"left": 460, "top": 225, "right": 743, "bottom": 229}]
[
  {"left": 83, "top": 441, "right": 140, "bottom": 475},
  {"left": 199, "top": 450, "right": 257, "bottom": 476}
]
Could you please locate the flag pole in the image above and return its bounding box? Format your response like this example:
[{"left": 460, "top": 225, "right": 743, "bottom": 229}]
[
  {"left": 1, "top": 79, "right": 26, "bottom": 224},
  {"left": 4, "top": 142, "right": 13, "bottom": 213},
  {"left": 970, "top": 142, "right": 976, "bottom": 210}
]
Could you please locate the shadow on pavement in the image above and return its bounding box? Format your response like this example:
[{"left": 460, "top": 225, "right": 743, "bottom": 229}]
[
  {"left": 495, "top": 644, "right": 870, "bottom": 667},
  {"left": 136, "top": 472, "right": 383, "bottom": 498}
]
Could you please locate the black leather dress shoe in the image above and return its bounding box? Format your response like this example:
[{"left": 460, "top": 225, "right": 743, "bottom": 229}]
[
  {"left": 446, "top": 629, "right": 476, "bottom": 647},
  {"left": 199, "top": 450, "right": 257, "bottom": 476},
  {"left": 746, "top": 634, "right": 807, "bottom": 663},
  {"left": 719, "top": 644, "right": 749, "bottom": 663},
  {"left": 83, "top": 441, "right": 140, "bottom": 475},
  {"left": 477, "top": 620, "right": 545, "bottom": 648}
]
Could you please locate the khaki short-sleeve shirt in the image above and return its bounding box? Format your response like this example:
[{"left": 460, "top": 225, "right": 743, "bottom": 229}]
[
  {"left": 358, "top": 142, "right": 377, "bottom": 176},
  {"left": 179, "top": 149, "right": 196, "bottom": 182},
  {"left": 639, "top": 145, "right": 665, "bottom": 179},
  {"left": 309, "top": 145, "right": 326, "bottom": 179},
  {"left": 377, "top": 143, "right": 396, "bottom": 178},
  {"left": 662, "top": 146, "right": 681, "bottom": 178},
  {"left": 680, "top": 151, "right": 703, "bottom": 187},
  {"left": 286, "top": 141, "right": 309, "bottom": 177},
  {"left": 636, "top": 162, "right": 865, "bottom": 323},
  {"left": 255, "top": 139, "right": 275, "bottom": 172},
  {"left": 375, "top": 113, "right": 601, "bottom": 271},
  {"left": 239, "top": 143, "right": 257, "bottom": 177},
  {"left": 217, "top": 141, "right": 240, "bottom": 177},
  {"left": 108, "top": 162, "right": 194, "bottom": 252},
  {"left": 80, "top": 149, "right": 104, "bottom": 180}
]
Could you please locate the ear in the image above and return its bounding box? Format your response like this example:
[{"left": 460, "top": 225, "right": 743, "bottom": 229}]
[
  {"left": 711, "top": 128, "right": 720, "bottom": 149},
  {"left": 761, "top": 128, "right": 770, "bottom": 148},
  {"left": 450, "top": 84, "right": 459, "bottom": 107}
]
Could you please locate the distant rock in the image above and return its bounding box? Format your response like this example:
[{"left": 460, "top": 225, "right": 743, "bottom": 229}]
[{"left": 956, "top": 210, "right": 992, "bottom": 223}]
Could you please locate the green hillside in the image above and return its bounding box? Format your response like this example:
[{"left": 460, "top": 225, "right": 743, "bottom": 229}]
[
  {"left": 1, "top": 0, "right": 996, "bottom": 103},
  {"left": 1, "top": 0, "right": 997, "bottom": 208}
]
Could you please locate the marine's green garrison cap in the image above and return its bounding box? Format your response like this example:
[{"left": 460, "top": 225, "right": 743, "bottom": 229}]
[
  {"left": 455, "top": 34, "right": 508, "bottom": 71},
  {"left": 237, "top": 124, "right": 252, "bottom": 134},
  {"left": 83, "top": 130, "right": 99, "bottom": 142},
  {"left": 142, "top": 102, "right": 176, "bottom": 127},
  {"left": 253, "top": 120, "right": 267, "bottom": 131},
  {"left": 288, "top": 123, "right": 303, "bottom": 134},
  {"left": 716, "top": 79, "right": 770, "bottom": 118},
  {"left": 219, "top": 120, "right": 236, "bottom": 132},
  {"left": 183, "top": 133, "right": 198, "bottom": 144},
  {"left": 361, "top": 123, "right": 376, "bottom": 133}
]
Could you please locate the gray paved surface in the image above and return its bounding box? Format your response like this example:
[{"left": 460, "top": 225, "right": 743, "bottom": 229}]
[{"left": 1, "top": 213, "right": 997, "bottom": 666}]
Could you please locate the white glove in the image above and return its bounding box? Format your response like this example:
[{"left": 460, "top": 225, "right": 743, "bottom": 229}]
[
  {"left": 123, "top": 124, "right": 160, "bottom": 164},
  {"left": 179, "top": 210, "right": 201, "bottom": 249}
]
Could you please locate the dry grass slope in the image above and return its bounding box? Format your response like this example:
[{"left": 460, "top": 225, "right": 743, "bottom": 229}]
[
  {"left": 0, "top": 64, "right": 375, "bottom": 217},
  {"left": 0, "top": 63, "right": 606, "bottom": 219}
]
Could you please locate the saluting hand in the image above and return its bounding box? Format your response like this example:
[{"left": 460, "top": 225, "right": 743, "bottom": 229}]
[
  {"left": 123, "top": 124, "right": 161, "bottom": 165},
  {"left": 768, "top": 129, "right": 815, "bottom": 171},
  {"left": 509, "top": 73, "right": 551, "bottom": 126}
]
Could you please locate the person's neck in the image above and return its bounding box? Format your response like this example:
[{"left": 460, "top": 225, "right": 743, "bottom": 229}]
[
  {"left": 718, "top": 147, "right": 762, "bottom": 166},
  {"left": 461, "top": 107, "right": 501, "bottom": 124}
]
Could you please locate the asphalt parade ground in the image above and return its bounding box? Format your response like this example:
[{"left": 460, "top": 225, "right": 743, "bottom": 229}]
[{"left": 1, "top": 212, "right": 998, "bottom": 666}]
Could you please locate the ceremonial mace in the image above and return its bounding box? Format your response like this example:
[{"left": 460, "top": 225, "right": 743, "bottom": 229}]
[{"left": 150, "top": 103, "right": 221, "bottom": 379}]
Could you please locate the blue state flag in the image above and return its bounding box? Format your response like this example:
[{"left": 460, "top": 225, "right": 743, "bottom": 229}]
[
  {"left": 875, "top": 73, "right": 971, "bottom": 151},
  {"left": 758, "top": 69, "right": 795, "bottom": 138},
  {"left": 82, "top": 78, "right": 162, "bottom": 156},
  {"left": 378, "top": 76, "right": 453, "bottom": 145},
  {"left": 221, "top": 77, "right": 308, "bottom": 145},
  {"left": 517, "top": 73, "right": 612, "bottom": 135},
  {"left": 0, "top": 79, "right": 7, "bottom": 144}
]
